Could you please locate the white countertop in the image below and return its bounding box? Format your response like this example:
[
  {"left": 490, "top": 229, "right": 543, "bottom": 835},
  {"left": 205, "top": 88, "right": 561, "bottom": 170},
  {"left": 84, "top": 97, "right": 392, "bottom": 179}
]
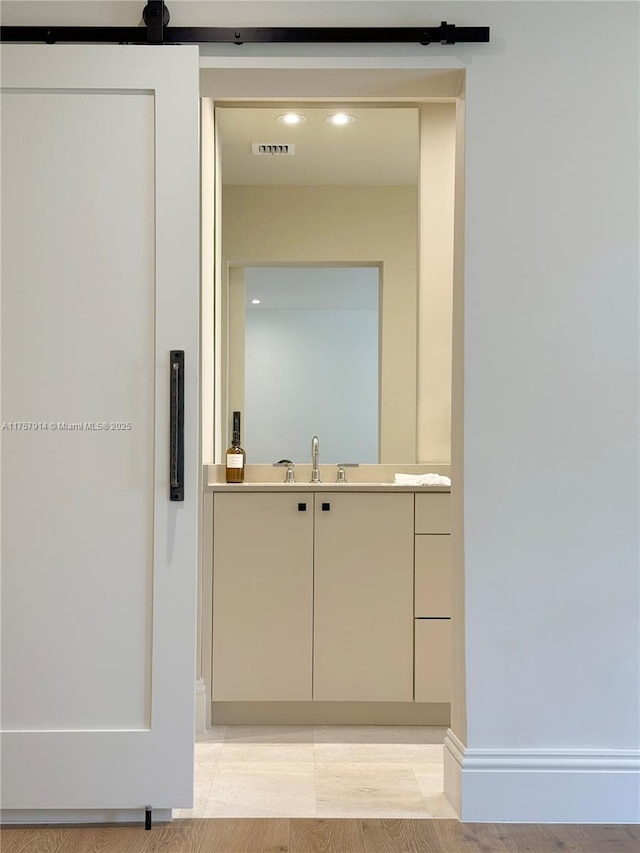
[
  {"left": 205, "top": 482, "right": 450, "bottom": 493},
  {"left": 204, "top": 464, "right": 452, "bottom": 493}
]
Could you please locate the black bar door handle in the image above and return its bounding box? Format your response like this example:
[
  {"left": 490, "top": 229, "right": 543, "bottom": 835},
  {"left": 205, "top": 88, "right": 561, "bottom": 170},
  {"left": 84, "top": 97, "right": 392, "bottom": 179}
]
[{"left": 170, "top": 350, "right": 184, "bottom": 501}]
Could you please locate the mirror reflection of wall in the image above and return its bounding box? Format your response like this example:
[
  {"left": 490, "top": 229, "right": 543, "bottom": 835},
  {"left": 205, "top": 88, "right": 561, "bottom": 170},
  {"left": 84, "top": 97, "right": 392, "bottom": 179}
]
[
  {"left": 230, "top": 265, "right": 380, "bottom": 463},
  {"left": 218, "top": 106, "right": 420, "bottom": 463}
]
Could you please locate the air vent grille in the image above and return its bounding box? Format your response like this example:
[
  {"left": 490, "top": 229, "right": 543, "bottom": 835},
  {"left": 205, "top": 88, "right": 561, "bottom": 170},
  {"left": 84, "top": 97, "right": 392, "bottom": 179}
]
[{"left": 251, "top": 143, "right": 296, "bottom": 156}]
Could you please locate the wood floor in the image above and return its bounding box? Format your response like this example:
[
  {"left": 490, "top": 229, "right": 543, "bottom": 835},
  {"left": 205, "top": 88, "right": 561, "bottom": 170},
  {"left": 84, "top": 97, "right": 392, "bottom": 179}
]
[{"left": 1, "top": 819, "right": 638, "bottom": 852}]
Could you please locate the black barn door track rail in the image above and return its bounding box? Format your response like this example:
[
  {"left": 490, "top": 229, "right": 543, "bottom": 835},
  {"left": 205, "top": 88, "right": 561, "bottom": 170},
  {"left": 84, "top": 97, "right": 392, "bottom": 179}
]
[{"left": 1, "top": 0, "right": 490, "bottom": 46}]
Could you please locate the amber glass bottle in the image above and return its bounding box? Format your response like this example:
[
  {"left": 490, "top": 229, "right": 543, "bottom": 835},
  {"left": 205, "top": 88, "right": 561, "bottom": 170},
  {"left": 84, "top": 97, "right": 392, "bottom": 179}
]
[{"left": 225, "top": 411, "right": 246, "bottom": 483}]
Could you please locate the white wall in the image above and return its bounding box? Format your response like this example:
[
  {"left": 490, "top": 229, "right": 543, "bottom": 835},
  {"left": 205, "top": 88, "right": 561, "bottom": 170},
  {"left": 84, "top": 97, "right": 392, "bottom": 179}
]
[
  {"left": 453, "top": 0, "right": 639, "bottom": 822},
  {"left": 6, "top": 0, "right": 639, "bottom": 824},
  {"left": 461, "top": 2, "right": 638, "bottom": 737}
]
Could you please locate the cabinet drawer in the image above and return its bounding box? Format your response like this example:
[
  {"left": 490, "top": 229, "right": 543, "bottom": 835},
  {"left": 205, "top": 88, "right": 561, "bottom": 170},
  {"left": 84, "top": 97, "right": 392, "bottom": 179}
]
[
  {"left": 415, "top": 493, "right": 451, "bottom": 534},
  {"left": 414, "top": 619, "right": 451, "bottom": 703},
  {"left": 415, "top": 535, "right": 451, "bottom": 617}
]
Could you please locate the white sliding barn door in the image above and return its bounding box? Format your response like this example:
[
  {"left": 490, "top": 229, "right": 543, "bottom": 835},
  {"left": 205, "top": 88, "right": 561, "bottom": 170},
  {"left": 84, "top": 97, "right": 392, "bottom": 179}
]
[{"left": 0, "top": 45, "right": 199, "bottom": 820}]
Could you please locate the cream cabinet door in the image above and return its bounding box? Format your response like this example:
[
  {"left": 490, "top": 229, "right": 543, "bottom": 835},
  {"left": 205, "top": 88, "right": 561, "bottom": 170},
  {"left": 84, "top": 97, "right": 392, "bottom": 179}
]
[
  {"left": 212, "top": 492, "right": 314, "bottom": 701},
  {"left": 313, "top": 493, "right": 414, "bottom": 701}
]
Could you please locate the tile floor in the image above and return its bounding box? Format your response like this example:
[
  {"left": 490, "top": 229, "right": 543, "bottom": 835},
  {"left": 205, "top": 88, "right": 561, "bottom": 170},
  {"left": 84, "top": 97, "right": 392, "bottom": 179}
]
[{"left": 175, "top": 725, "right": 457, "bottom": 820}]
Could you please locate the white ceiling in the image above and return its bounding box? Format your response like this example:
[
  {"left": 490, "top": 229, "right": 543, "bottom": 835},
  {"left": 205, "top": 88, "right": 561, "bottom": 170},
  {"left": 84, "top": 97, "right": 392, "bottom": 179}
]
[{"left": 217, "top": 106, "right": 419, "bottom": 186}]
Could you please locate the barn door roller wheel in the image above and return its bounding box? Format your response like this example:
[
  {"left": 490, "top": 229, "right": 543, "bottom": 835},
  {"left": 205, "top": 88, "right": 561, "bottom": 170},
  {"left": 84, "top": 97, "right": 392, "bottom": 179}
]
[{"left": 142, "top": 1, "right": 170, "bottom": 43}]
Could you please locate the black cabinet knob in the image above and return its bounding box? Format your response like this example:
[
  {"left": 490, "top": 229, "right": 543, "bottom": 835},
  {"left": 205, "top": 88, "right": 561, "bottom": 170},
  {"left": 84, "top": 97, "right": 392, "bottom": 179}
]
[
  {"left": 321, "top": 502, "right": 331, "bottom": 512},
  {"left": 298, "top": 502, "right": 307, "bottom": 512}
]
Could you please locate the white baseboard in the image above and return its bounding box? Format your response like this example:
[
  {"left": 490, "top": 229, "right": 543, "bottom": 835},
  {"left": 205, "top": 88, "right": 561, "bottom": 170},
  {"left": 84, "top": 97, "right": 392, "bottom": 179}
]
[
  {"left": 444, "top": 730, "right": 640, "bottom": 823},
  {"left": 0, "top": 808, "right": 172, "bottom": 825}
]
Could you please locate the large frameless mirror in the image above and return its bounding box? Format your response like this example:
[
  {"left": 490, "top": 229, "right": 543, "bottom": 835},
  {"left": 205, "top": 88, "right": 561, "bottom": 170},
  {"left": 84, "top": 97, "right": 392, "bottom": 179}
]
[{"left": 217, "top": 105, "right": 420, "bottom": 463}]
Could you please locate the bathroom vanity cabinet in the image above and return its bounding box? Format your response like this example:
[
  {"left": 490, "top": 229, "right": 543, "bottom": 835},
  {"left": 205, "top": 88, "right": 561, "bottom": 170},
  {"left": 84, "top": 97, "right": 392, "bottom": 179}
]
[{"left": 210, "top": 487, "right": 451, "bottom": 713}]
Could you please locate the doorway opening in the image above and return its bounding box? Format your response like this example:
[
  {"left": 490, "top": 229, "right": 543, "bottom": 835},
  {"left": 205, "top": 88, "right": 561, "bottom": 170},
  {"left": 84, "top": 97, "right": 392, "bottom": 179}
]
[{"left": 196, "top": 65, "right": 465, "bottom": 820}]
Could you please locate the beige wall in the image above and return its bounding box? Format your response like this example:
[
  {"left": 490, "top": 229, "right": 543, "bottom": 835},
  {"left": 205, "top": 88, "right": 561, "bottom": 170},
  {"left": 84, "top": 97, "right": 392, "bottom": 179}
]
[
  {"left": 418, "top": 103, "right": 456, "bottom": 463},
  {"left": 222, "top": 184, "right": 419, "bottom": 462}
]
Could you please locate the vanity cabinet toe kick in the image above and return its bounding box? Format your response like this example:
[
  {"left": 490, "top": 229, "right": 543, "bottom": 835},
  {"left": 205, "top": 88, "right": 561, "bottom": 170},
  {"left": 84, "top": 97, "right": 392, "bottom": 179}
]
[{"left": 211, "top": 490, "right": 452, "bottom": 713}]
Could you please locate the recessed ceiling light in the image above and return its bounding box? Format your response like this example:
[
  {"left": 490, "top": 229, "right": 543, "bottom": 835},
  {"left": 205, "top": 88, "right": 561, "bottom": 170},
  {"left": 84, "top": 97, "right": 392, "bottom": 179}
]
[
  {"left": 277, "top": 113, "right": 307, "bottom": 125},
  {"left": 326, "top": 113, "right": 356, "bottom": 126},
  {"left": 250, "top": 299, "right": 261, "bottom": 305}
]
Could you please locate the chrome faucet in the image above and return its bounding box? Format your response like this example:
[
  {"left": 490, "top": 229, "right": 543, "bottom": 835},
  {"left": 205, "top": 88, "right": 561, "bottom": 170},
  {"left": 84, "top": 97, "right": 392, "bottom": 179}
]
[{"left": 311, "top": 435, "right": 320, "bottom": 483}]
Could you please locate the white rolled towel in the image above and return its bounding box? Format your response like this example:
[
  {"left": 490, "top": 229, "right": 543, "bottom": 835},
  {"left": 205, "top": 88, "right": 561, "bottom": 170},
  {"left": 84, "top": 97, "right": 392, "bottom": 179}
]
[{"left": 394, "top": 472, "right": 451, "bottom": 486}]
